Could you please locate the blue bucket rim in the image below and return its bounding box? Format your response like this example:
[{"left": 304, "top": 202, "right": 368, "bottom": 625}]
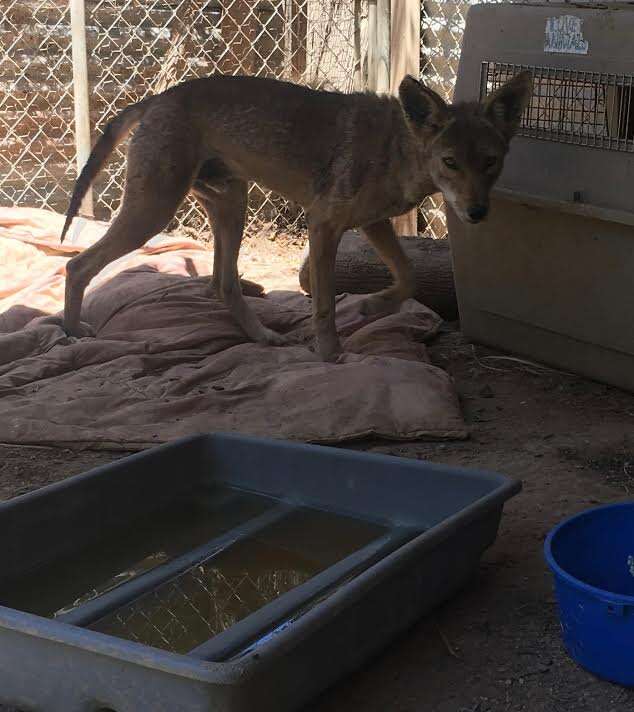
[{"left": 544, "top": 501, "right": 634, "bottom": 607}]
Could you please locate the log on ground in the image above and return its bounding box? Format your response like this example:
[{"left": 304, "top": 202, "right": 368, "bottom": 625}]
[{"left": 299, "top": 231, "right": 458, "bottom": 320}]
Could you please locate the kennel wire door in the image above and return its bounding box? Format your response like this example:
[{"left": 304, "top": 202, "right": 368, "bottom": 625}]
[
  {"left": 446, "top": 2, "right": 634, "bottom": 392},
  {"left": 481, "top": 63, "right": 634, "bottom": 152}
]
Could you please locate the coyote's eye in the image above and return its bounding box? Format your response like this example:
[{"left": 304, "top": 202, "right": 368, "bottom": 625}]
[
  {"left": 485, "top": 156, "right": 497, "bottom": 169},
  {"left": 442, "top": 157, "right": 458, "bottom": 170}
]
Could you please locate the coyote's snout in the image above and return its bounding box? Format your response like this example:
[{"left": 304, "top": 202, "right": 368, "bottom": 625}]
[{"left": 60, "top": 71, "right": 532, "bottom": 361}]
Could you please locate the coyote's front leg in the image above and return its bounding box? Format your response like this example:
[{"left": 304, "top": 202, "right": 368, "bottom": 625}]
[
  {"left": 307, "top": 219, "right": 344, "bottom": 361},
  {"left": 359, "top": 219, "right": 415, "bottom": 317}
]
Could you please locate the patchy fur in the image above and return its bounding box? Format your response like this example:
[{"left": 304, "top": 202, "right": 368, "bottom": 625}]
[{"left": 61, "top": 72, "right": 532, "bottom": 360}]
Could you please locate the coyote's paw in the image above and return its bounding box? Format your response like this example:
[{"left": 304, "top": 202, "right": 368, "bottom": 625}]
[
  {"left": 315, "top": 336, "right": 343, "bottom": 363},
  {"left": 359, "top": 293, "right": 400, "bottom": 318},
  {"left": 67, "top": 321, "right": 96, "bottom": 338},
  {"left": 39, "top": 316, "right": 96, "bottom": 338},
  {"left": 256, "top": 328, "right": 290, "bottom": 347}
]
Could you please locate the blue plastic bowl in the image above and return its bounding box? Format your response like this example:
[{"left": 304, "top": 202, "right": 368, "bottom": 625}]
[{"left": 545, "top": 502, "right": 634, "bottom": 686}]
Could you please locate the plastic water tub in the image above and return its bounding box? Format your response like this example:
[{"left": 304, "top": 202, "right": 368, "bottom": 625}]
[
  {"left": 545, "top": 502, "right": 634, "bottom": 686},
  {"left": 0, "top": 433, "right": 520, "bottom": 712}
]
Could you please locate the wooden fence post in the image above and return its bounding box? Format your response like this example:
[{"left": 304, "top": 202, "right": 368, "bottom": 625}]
[
  {"left": 376, "top": 0, "right": 390, "bottom": 93},
  {"left": 70, "top": 0, "right": 93, "bottom": 218},
  {"left": 390, "top": 0, "right": 420, "bottom": 236},
  {"left": 353, "top": 0, "right": 363, "bottom": 90}
]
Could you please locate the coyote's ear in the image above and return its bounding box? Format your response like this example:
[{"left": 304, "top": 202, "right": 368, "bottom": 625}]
[
  {"left": 483, "top": 70, "right": 533, "bottom": 142},
  {"left": 399, "top": 76, "right": 449, "bottom": 133}
]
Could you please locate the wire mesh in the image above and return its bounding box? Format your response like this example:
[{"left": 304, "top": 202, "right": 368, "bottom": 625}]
[
  {"left": 0, "top": 0, "right": 366, "bottom": 237},
  {"left": 0, "top": 1, "right": 545, "bottom": 240},
  {"left": 481, "top": 62, "right": 634, "bottom": 152},
  {"left": 90, "top": 0, "right": 366, "bottom": 235},
  {"left": 91, "top": 543, "right": 312, "bottom": 654},
  {"left": 0, "top": 1, "right": 76, "bottom": 214},
  {"left": 88, "top": 504, "right": 385, "bottom": 655}
]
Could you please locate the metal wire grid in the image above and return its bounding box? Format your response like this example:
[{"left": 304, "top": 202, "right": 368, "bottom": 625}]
[
  {"left": 90, "top": 0, "right": 366, "bottom": 234},
  {"left": 0, "top": 0, "right": 365, "bottom": 236},
  {"left": 0, "top": 1, "right": 77, "bottom": 214},
  {"left": 1, "top": 0, "right": 467, "bottom": 240},
  {"left": 2, "top": 1, "right": 567, "bottom": 241},
  {"left": 91, "top": 553, "right": 311, "bottom": 654},
  {"left": 481, "top": 62, "right": 634, "bottom": 152},
  {"left": 88, "top": 505, "right": 384, "bottom": 656}
]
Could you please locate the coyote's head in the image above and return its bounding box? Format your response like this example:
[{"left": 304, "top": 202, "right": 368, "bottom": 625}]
[{"left": 399, "top": 71, "right": 533, "bottom": 224}]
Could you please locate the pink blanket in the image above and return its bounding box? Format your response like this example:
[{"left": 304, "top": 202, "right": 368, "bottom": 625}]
[{"left": 0, "top": 208, "right": 466, "bottom": 448}]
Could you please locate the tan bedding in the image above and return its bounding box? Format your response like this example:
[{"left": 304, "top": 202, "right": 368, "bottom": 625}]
[{"left": 0, "top": 207, "right": 466, "bottom": 449}]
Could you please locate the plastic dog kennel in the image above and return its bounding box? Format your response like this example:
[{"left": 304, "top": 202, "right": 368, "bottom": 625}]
[{"left": 447, "top": 2, "right": 634, "bottom": 392}]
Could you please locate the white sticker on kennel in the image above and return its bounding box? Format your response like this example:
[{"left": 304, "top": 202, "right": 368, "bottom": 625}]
[{"left": 544, "top": 16, "right": 589, "bottom": 55}]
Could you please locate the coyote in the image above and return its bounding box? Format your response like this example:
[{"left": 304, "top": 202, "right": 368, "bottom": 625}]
[{"left": 60, "top": 71, "right": 532, "bottom": 360}]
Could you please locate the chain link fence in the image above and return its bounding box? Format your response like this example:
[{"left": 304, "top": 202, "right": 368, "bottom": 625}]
[
  {"left": 0, "top": 1, "right": 76, "bottom": 215},
  {"left": 1, "top": 0, "right": 366, "bottom": 237},
  {"left": 1, "top": 0, "right": 502, "bottom": 239}
]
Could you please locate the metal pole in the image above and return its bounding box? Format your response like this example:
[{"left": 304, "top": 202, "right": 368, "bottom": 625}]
[
  {"left": 391, "top": 0, "right": 420, "bottom": 235},
  {"left": 70, "top": 0, "right": 93, "bottom": 217},
  {"left": 376, "top": 0, "right": 390, "bottom": 93}
]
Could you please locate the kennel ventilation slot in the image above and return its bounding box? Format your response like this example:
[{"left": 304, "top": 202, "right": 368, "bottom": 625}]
[{"left": 480, "top": 62, "right": 634, "bottom": 151}]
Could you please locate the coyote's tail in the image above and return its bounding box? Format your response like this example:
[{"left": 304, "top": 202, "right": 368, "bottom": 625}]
[{"left": 60, "top": 97, "right": 154, "bottom": 243}]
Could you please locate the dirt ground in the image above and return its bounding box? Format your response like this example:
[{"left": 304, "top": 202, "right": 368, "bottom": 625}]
[{"left": 2, "top": 235, "right": 634, "bottom": 712}]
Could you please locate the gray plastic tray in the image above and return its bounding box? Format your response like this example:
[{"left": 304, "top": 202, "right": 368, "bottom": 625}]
[{"left": 0, "top": 433, "right": 520, "bottom": 712}]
